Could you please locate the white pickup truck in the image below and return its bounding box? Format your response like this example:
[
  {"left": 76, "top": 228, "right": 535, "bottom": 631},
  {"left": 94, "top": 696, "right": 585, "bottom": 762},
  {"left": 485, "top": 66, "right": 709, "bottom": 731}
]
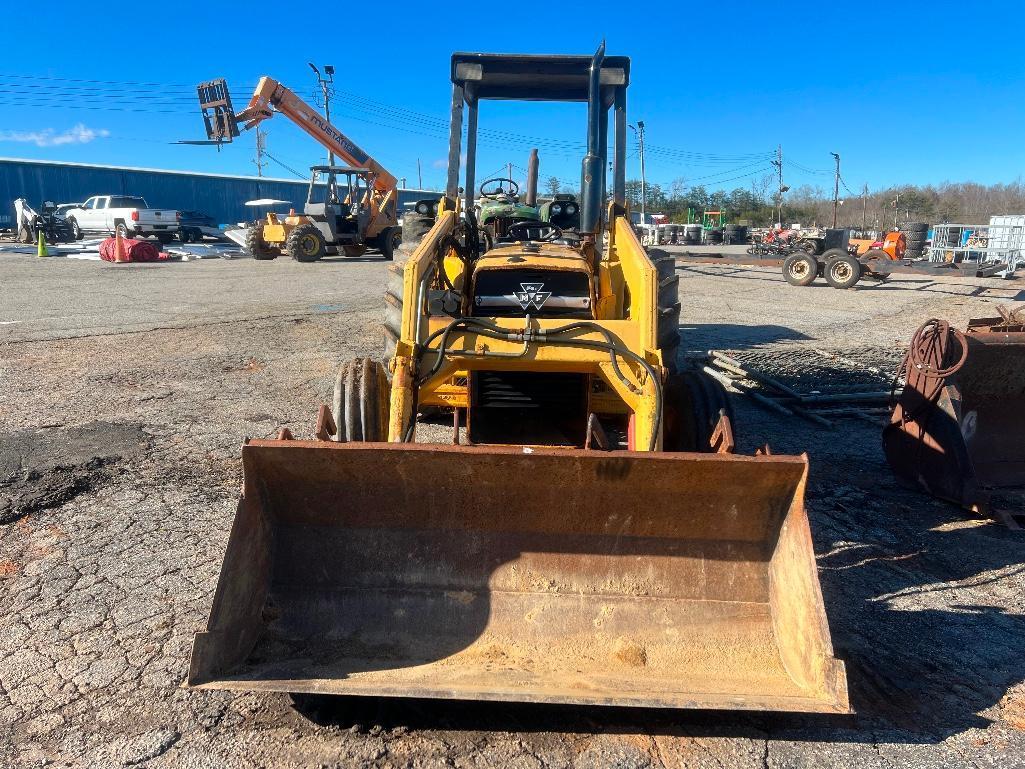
[{"left": 64, "top": 195, "right": 180, "bottom": 243}]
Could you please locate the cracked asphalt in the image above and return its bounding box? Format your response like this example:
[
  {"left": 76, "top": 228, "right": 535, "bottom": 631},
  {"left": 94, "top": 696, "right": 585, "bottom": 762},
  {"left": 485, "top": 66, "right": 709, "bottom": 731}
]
[{"left": 1, "top": 247, "right": 1024, "bottom": 768}]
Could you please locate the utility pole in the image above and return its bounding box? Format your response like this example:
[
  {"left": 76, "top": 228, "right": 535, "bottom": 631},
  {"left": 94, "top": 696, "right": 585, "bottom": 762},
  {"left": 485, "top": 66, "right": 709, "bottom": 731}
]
[
  {"left": 507, "top": 162, "right": 513, "bottom": 185},
  {"left": 831, "top": 152, "right": 841, "bottom": 228},
  {"left": 628, "top": 121, "right": 647, "bottom": 224},
  {"left": 861, "top": 183, "right": 868, "bottom": 233},
  {"left": 893, "top": 192, "right": 900, "bottom": 230},
  {"left": 252, "top": 126, "right": 267, "bottom": 177},
  {"left": 308, "top": 63, "right": 335, "bottom": 166},
  {"left": 771, "top": 144, "right": 786, "bottom": 227},
  {"left": 417, "top": 158, "right": 423, "bottom": 189}
]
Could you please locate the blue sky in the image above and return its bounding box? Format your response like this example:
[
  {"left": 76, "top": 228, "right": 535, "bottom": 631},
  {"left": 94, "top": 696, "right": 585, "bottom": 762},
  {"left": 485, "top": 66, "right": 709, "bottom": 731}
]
[{"left": 2, "top": 0, "right": 1023, "bottom": 196}]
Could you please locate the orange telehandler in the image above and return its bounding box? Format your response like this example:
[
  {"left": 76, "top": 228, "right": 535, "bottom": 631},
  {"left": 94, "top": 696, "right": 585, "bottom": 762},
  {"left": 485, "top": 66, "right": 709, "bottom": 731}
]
[{"left": 197, "top": 77, "right": 401, "bottom": 261}]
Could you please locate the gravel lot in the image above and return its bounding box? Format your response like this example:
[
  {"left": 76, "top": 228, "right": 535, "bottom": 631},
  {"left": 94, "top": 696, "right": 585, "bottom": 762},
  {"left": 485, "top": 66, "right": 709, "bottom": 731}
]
[{"left": 2, "top": 246, "right": 1024, "bottom": 768}]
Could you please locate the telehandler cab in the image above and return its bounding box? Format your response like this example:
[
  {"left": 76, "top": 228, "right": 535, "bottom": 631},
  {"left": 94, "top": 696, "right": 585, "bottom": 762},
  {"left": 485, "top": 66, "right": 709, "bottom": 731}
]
[{"left": 189, "top": 46, "right": 849, "bottom": 715}]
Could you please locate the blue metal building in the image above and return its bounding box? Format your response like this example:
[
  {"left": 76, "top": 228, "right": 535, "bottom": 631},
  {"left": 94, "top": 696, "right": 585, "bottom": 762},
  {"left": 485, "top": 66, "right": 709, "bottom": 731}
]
[{"left": 0, "top": 157, "right": 438, "bottom": 230}]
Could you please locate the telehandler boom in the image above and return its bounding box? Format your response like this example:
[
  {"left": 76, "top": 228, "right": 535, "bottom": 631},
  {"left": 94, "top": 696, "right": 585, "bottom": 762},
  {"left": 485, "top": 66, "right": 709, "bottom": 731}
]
[{"left": 196, "top": 77, "right": 401, "bottom": 260}]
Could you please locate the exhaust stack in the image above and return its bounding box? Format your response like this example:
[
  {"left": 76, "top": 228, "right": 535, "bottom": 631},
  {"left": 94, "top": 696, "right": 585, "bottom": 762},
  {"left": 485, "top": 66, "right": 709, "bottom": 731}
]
[
  {"left": 579, "top": 41, "right": 605, "bottom": 235},
  {"left": 525, "top": 148, "right": 539, "bottom": 208}
]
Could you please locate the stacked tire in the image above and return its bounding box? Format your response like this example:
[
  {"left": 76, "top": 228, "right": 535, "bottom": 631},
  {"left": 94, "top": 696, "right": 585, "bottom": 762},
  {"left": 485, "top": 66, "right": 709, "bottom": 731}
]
[
  {"left": 723, "top": 224, "right": 748, "bottom": 245},
  {"left": 702, "top": 228, "right": 723, "bottom": 245},
  {"left": 684, "top": 224, "right": 702, "bottom": 245},
  {"left": 899, "top": 221, "right": 929, "bottom": 260}
]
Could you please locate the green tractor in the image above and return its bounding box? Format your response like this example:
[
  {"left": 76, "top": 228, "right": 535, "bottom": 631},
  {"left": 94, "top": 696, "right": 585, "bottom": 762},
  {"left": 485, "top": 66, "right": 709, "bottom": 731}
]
[
  {"left": 539, "top": 193, "right": 581, "bottom": 230},
  {"left": 476, "top": 176, "right": 540, "bottom": 249}
]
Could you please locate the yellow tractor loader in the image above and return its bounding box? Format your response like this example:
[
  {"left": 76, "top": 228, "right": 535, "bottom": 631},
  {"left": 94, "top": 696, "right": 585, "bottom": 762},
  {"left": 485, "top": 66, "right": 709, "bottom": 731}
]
[{"left": 188, "top": 47, "right": 849, "bottom": 714}]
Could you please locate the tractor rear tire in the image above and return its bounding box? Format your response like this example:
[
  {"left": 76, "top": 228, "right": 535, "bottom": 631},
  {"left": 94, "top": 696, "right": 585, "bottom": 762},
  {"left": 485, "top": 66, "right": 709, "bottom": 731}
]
[
  {"left": 824, "top": 253, "right": 862, "bottom": 289},
  {"left": 383, "top": 263, "right": 404, "bottom": 365},
  {"left": 332, "top": 358, "right": 390, "bottom": 442},
  {"left": 402, "top": 213, "right": 434, "bottom": 250},
  {"left": 782, "top": 253, "right": 818, "bottom": 286},
  {"left": 286, "top": 224, "right": 327, "bottom": 262},
  {"left": 245, "top": 227, "right": 277, "bottom": 260},
  {"left": 651, "top": 251, "right": 681, "bottom": 374}
]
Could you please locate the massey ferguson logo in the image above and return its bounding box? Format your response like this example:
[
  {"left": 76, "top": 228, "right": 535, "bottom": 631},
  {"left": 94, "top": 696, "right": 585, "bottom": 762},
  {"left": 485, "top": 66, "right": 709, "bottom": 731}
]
[{"left": 514, "top": 282, "right": 551, "bottom": 310}]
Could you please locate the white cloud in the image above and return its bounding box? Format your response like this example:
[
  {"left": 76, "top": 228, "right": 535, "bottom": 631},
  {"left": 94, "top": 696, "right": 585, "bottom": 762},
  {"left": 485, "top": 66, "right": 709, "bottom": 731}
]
[{"left": 0, "top": 123, "right": 111, "bottom": 147}]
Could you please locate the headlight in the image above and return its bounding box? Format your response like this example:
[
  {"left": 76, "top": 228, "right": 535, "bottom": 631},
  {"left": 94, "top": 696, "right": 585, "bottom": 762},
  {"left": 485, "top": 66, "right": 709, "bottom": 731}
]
[
  {"left": 565, "top": 203, "right": 577, "bottom": 215},
  {"left": 415, "top": 202, "right": 429, "bottom": 215},
  {"left": 551, "top": 204, "right": 562, "bottom": 215}
]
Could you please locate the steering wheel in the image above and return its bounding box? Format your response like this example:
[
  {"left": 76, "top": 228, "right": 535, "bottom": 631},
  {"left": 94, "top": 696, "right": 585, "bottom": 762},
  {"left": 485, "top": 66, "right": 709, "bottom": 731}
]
[
  {"left": 479, "top": 178, "right": 519, "bottom": 199},
  {"left": 507, "top": 221, "right": 562, "bottom": 242}
]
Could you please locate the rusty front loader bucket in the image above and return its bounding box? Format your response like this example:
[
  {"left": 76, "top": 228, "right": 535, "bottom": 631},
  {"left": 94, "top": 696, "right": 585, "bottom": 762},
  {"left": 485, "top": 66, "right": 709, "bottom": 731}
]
[
  {"left": 189, "top": 441, "right": 848, "bottom": 713},
  {"left": 884, "top": 316, "right": 1025, "bottom": 524}
]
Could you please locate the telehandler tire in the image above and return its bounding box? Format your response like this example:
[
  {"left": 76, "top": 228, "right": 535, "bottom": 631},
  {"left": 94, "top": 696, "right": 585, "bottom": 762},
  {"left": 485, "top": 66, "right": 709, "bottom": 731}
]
[
  {"left": 379, "top": 227, "right": 402, "bottom": 261},
  {"left": 245, "top": 227, "right": 276, "bottom": 260},
  {"left": 286, "top": 224, "right": 326, "bottom": 262},
  {"left": 332, "top": 358, "right": 390, "bottom": 442}
]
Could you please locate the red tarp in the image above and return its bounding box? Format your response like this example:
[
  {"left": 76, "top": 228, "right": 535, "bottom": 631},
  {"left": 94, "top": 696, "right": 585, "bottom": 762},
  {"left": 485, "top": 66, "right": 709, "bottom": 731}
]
[{"left": 99, "top": 237, "right": 171, "bottom": 263}]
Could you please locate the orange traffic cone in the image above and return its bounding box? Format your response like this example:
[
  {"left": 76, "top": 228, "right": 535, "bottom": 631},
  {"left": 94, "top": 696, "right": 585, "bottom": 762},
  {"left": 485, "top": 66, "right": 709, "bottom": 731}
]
[
  {"left": 114, "top": 230, "right": 130, "bottom": 263},
  {"left": 36, "top": 229, "right": 49, "bottom": 257}
]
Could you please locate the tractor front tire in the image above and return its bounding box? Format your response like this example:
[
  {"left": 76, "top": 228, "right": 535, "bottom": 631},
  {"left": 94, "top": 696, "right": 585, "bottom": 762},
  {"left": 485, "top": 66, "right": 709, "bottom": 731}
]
[
  {"left": 286, "top": 224, "right": 327, "bottom": 263},
  {"left": 663, "top": 370, "right": 735, "bottom": 453},
  {"left": 245, "top": 227, "right": 277, "bottom": 260},
  {"left": 332, "top": 358, "right": 390, "bottom": 442}
]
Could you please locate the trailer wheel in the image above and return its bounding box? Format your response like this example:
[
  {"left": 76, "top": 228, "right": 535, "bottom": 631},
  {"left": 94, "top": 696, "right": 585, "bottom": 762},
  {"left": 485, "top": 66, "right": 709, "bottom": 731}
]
[
  {"left": 332, "top": 358, "right": 390, "bottom": 442},
  {"left": 245, "top": 227, "right": 276, "bottom": 260},
  {"left": 782, "top": 253, "right": 818, "bottom": 286},
  {"left": 287, "top": 224, "right": 326, "bottom": 262},
  {"left": 824, "top": 253, "right": 862, "bottom": 289}
]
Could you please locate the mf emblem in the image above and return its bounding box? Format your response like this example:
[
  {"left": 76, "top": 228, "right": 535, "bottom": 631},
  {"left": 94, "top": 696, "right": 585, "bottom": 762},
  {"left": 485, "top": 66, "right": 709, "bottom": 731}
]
[{"left": 514, "top": 282, "right": 552, "bottom": 310}]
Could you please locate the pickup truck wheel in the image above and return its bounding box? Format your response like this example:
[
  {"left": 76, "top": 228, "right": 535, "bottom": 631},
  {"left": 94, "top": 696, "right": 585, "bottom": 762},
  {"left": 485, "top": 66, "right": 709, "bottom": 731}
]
[
  {"left": 245, "top": 226, "right": 277, "bottom": 260},
  {"left": 286, "top": 223, "right": 327, "bottom": 262},
  {"left": 156, "top": 234, "right": 174, "bottom": 245},
  {"left": 115, "top": 222, "right": 130, "bottom": 239},
  {"left": 68, "top": 218, "right": 83, "bottom": 240}
]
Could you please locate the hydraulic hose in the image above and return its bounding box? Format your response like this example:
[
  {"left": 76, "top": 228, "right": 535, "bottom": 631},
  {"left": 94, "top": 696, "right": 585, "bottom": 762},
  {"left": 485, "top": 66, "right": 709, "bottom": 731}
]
[{"left": 411, "top": 316, "right": 663, "bottom": 451}]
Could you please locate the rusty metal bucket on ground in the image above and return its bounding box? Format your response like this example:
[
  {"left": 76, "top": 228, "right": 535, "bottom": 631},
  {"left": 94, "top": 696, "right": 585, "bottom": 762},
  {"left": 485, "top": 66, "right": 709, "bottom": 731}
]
[
  {"left": 189, "top": 441, "right": 849, "bottom": 713},
  {"left": 884, "top": 314, "right": 1025, "bottom": 525}
]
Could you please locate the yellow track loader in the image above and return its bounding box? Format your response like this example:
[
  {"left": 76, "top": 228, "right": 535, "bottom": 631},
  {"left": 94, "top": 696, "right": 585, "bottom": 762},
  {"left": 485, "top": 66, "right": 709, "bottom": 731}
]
[{"left": 188, "top": 47, "right": 849, "bottom": 714}]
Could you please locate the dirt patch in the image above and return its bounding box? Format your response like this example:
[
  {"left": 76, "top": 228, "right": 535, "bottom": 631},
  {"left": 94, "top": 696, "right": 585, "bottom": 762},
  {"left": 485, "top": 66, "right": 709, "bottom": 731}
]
[{"left": 0, "top": 421, "right": 149, "bottom": 524}]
